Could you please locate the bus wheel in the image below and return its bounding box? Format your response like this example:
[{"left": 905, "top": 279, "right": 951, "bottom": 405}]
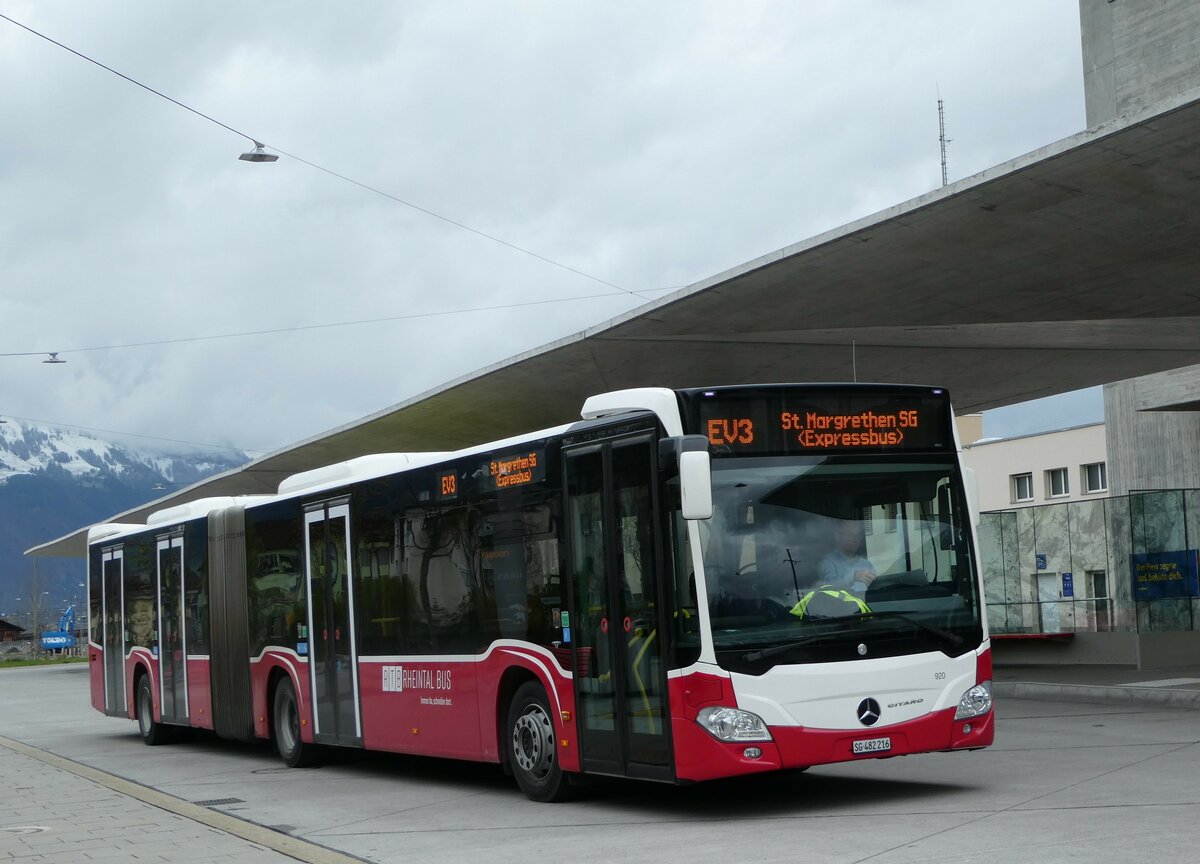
[
  {"left": 136, "top": 673, "right": 169, "bottom": 746},
  {"left": 273, "top": 677, "right": 316, "bottom": 768},
  {"left": 506, "top": 681, "right": 572, "bottom": 802}
]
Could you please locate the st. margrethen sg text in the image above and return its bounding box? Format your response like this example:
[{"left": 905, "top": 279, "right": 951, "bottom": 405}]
[
  {"left": 784, "top": 409, "right": 918, "bottom": 449},
  {"left": 781, "top": 409, "right": 919, "bottom": 432},
  {"left": 490, "top": 452, "right": 538, "bottom": 488}
]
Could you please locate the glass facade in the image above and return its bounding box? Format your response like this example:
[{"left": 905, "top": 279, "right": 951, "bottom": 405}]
[{"left": 980, "top": 490, "right": 1200, "bottom": 634}]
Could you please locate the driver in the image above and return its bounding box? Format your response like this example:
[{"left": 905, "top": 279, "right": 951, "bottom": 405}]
[{"left": 818, "top": 520, "right": 877, "bottom": 595}]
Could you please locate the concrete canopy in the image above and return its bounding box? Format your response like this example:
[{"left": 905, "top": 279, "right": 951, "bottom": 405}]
[{"left": 30, "top": 88, "right": 1200, "bottom": 558}]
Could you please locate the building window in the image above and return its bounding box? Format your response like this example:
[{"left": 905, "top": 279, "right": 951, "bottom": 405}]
[
  {"left": 1083, "top": 461, "right": 1107, "bottom": 494},
  {"left": 1012, "top": 473, "right": 1034, "bottom": 503},
  {"left": 883, "top": 502, "right": 898, "bottom": 533},
  {"left": 1046, "top": 468, "right": 1069, "bottom": 498}
]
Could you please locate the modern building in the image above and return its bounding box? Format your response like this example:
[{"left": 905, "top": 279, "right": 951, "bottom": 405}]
[
  {"left": 1082, "top": 0, "right": 1200, "bottom": 495},
  {"left": 963, "top": 423, "right": 1109, "bottom": 512},
  {"left": 963, "top": 414, "right": 1200, "bottom": 667},
  {"left": 960, "top": 1, "right": 1200, "bottom": 667}
]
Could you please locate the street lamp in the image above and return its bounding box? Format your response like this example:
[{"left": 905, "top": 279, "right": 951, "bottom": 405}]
[{"left": 239, "top": 141, "right": 278, "bottom": 163}]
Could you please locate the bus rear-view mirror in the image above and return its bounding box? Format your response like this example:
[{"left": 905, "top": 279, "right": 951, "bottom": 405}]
[{"left": 680, "top": 450, "right": 714, "bottom": 520}]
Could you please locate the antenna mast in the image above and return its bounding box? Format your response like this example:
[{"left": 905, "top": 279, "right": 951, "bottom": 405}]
[{"left": 938, "top": 95, "right": 950, "bottom": 186}]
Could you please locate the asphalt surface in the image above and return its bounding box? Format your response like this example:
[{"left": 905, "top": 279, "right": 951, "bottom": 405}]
[
  {"left": 993, "top": 662, "right": 1200, "bottom": 707},
  {"left": 2, "top": 661, "right": 1199, "bottom": 864}
]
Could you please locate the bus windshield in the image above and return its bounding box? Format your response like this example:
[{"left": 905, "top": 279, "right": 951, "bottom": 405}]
[{"left": 698, "top": 456, "right": 982, "bottom": 672}]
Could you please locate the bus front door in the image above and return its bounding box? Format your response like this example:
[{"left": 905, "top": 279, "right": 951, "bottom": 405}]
[
  {"left": 156, "top": 536, "right": 188, "bottom": 724},
  {"left": 564, "top": 436, "right": 672, "bottom": 781},
  {"left": 303, "top": 501, "right": 363, "bottom": 746}
]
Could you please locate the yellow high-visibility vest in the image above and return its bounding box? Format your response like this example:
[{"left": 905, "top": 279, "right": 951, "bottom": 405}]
[{"left": 789, "top": 585, "right": 871, "bottom": 619}]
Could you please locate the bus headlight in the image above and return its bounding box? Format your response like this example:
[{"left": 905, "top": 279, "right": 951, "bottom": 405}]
[
  {"left": 954, "top": 681, "right": 992, "bottom": 720},
  {"left": 695, "top": 707, "right": 773, "bottom": 742}
]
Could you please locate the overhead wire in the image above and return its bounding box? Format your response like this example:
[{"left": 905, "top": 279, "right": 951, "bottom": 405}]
[
  {"left": 0, "top": 13, "right": 691, "bottom": 452},
  {"left": 0, "top": 11, "right": 652, "bottom": 301},
  {"left": 0, "top": 285, "right": 680, "bottom": 358}
]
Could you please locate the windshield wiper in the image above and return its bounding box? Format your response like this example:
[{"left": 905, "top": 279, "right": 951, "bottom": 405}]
[
  {"left": 740, "top": 613, "right": 964, "bottom": 664},
  {"left": 849, "top": 610, "right": 964, "bottom": 647},
  {"left": 741, "top": 628, "right": 855, "bottom": 663}
]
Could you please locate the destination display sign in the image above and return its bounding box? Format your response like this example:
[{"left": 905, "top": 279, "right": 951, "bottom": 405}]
[
  {"left": 431, "top": 448, "right": 549, "bottom": 502},
  {"left": 486, "top": 450, "right": 545, "bottom": 490},
  {"left": 685, "top": 388, "right": 953, "bottom": 456}
]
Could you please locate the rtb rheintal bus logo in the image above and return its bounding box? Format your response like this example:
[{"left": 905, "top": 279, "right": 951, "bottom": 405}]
[{"left": 382, "top": 665, "right": 453, "bottom": 693}]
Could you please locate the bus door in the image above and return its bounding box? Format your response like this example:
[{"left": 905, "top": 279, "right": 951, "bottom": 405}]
[
  {"left": 564, "top": 435, "right": 672, "bottom": 780},
  {"left": 156, "top": 535, "right": 188, "bottom": 724},
  {"left": 303, "top": 500, "right": 363, "bottom": 745},
  {"left": 101, "top": 547, "right": 126, "bottom": 716}
]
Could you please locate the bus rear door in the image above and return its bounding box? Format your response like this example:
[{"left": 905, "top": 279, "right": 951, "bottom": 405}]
[
  {"left": 303, "top": 500, "right": 363, "bottom": 746},
  {"left": 156, "top": 535, "right": 189, "bottom": 724},
  {"left": 101, "top": 547, "right": 126, "bottom": 717}
]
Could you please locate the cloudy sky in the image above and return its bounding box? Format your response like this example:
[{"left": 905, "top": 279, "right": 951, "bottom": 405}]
[{"left": 0, "top": 1, "right": 1094, "bottom": 458}]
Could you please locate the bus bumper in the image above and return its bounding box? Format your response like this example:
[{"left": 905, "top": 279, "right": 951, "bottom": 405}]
[{"left": 673, "top": 705, "right": 993, "bottom": 782}]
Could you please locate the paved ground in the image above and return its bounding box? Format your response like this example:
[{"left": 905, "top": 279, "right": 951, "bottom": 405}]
[
  {"left": 993, "top": 662, "right": 1200, "bottom": 707},
  {"left": 0, "top": 741, "right": 308, "bottom": 864},
  {"left": 3, "top": 661, "right": 1200, "bottom": 864}
]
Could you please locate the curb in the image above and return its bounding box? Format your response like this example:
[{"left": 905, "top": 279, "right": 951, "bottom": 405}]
[
  {"left": 0, "top": 734, "right": 369, "bottom": 864},
  {"left": 994, "top": 680, "right": 1200, "bottom": 709}
]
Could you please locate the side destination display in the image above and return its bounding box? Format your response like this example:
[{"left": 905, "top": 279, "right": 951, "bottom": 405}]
[
  {"left": 436, "top": 449, "right": 547, "bottom": 500},
  {"left": 683, "top": 386, "right": 954, "bottom": 456}
]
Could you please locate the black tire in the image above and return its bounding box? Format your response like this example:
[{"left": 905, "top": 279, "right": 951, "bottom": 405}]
[
  {"left": 136, "top": 673, "right": 170, "bottom": 746},
  {"left": 273, "top": 677, "right": 316, "bottom": 768},
  {"left": 506, "top": 681, "right": 573, "bottom": 802}
]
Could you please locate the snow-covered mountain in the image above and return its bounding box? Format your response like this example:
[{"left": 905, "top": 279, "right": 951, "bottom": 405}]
[
  {"left": 0, "top": 419, "right": 250, "bottom": 625},
  {"left": 0, "top": 419, "right": 244, "bottom": 486}
]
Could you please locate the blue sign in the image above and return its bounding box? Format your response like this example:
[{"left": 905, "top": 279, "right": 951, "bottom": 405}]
[
  {"left": 40, "top": 631, "right": 75, "bottom": 650},
  {"left": 1130, "top": 550, "right": 1200, "bottom": 600},
  {"left": 1061, "top": 572, "right": 1074, "bottom": 597},
  {"left": 1035, "top": 553, "right": 1047, "bottom": 571}
]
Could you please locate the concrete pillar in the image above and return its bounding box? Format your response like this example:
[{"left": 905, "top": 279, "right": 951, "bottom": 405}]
[{"left": 1080, "top": 0, "right": 1200, "bottom": 126}]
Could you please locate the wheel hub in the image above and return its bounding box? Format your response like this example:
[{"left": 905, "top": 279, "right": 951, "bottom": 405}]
[{"left": 512, "top": 705, "right": 554, "bottom": 778}]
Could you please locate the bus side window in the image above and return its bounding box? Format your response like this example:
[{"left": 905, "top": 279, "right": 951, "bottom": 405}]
[
  {"left": 476, "top": 501, "right": 563, "bottom": 652},
  {"left": 404, "top": 506, "right": 482, "bottom": 654}
]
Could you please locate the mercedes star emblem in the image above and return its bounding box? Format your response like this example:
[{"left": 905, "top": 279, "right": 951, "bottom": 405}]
[{"left": 857, "top": 698, "right": 882, "bottom": 727}]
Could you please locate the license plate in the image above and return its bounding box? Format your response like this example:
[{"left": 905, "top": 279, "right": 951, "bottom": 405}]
[{"left": 853, "top": 736, "right": 891, "bottom": 754}]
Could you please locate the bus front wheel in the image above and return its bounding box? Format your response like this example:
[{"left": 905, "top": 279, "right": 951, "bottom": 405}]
[
  {"left": 506, "top": 681, "right": 573, "bottom": 802},
  {"left": 273, "top": 677, "right": 316, "bottom": 768},
  {"left": 136, "top": 673, "right": 170, "bottom": 746}
]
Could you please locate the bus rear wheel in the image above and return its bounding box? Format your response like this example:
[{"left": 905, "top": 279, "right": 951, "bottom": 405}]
[
  {"left": 136, "top": 673, "right": 170, "bottom": 746},
  {"left": 273, "top": 677, "right": 316, "bottom": 768},
  {"left": 506, "top": 681, "right": 572, "bottom": 802}
]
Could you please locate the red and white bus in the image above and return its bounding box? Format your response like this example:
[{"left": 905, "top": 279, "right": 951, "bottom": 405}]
[{"left": 86, "top": 384, "right": 993, "bottom": 801}]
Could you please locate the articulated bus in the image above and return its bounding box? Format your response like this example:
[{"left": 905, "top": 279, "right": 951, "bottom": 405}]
[{"left": 86, "top": 384, "right": 993, "bottom": 801}]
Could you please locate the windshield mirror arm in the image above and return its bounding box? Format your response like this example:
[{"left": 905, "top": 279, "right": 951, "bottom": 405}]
[{"left": 686, "top": 519, "right": 718, "bottom": 665}]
